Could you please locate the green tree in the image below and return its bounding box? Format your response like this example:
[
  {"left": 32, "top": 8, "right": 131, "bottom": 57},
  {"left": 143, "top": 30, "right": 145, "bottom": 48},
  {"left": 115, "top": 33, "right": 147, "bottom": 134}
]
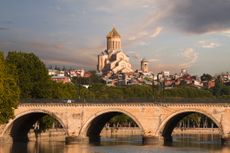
[
  {"left": 0, "top": 52, "right": 20, "bottom": 123},
  {"left": 201, "top": 73, "right": 213, "bottom": 82},
  {"left": 163, "top": 86, "right": 213, "bottom": 98},
  {"left": 50, "top": 81, "right": 78, "bottom": 99},
  {"left": 88, "top": 71, "right": 104, "bottom": 84},
  {"left": 212, "top": 77, "right": 230, "bottom": 97},
  {"left": 109, "top": 114, "right": 137, "bottom": 126},
  {"left": 6, "top": 51, "right": 50, "bottom": 98},
  {"left": 38, "top": 115, "right": 57, "bottom": 131},
  {"left": 213, "top": 77, "right": 225, "bottom": 96},
  {"left": 123, "top": 85, "right": 153, "bottom": 99}
]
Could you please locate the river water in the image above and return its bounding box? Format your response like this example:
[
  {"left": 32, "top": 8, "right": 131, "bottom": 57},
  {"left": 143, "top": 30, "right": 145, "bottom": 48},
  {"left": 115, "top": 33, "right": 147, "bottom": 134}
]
[{"left": 1, "top": 134, "right": 229, "bottom": 153}]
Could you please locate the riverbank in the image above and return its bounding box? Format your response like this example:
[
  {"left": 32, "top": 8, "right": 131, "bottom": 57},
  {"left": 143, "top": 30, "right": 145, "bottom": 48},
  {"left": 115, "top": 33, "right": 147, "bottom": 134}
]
[
  {"left": 100, "top": 127, "right": 220, "bottom": 136},
  {"left": 26, "top": 127, "right": 220, "bottom": 141},
  {"left": 101, "top": 127, "right": 143, "bottom": 136},
  {"left": 172, "top": 128, "right": 220, "bottom": 135},
  {"left": 28, "top": 129, "right": 66, "bottom": 141}
]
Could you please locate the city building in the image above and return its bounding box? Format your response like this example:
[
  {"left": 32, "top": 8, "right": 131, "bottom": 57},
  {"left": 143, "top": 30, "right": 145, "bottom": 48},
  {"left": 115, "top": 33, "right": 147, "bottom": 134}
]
[
  {"left": 48, "top": 69, "right": 65, "bottom": 77},
  {"left": 51, "top": 76, "right": 71, "bottom": 84},
  {"left": 97, "top": 27, "right": 133, "bottom": 76},
  {"left": 141, "top": 58, "right": 149, "bottom": 73}
]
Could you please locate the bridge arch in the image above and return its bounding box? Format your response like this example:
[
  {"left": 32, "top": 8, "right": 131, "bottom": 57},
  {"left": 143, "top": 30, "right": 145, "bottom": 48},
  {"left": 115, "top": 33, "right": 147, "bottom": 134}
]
[
  {"left": 157, "top": 109, "right": 222, "bottom": 142},
  {"left": 2, "top": 109, "right": 67, "bottom": 142},
  {"left": 80, "top": 108, "right": 144, "bottom": 142}
]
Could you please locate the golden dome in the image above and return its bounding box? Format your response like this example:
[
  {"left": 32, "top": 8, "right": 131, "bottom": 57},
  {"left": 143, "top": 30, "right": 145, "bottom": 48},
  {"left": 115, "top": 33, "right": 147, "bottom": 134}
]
[{"left": 106, "top": 27, "right": 121, "bottom": 38}]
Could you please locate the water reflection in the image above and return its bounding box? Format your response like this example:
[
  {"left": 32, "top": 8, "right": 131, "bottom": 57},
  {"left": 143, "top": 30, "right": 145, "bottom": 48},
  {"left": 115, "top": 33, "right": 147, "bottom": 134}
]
[
  {"left": 0, "top": 141, "right": 65, "bottom": 153},
  {"left": 0, "top": 134, "right": 229, "bottom": 153}
]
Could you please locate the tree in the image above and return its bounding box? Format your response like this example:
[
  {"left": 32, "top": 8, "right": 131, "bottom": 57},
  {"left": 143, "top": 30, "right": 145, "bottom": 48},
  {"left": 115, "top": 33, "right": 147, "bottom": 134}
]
[
  {"left": 0, "top": 52, "right": 20, "bottom": 123},
  {"left": 89, "top": 71, "right": 104, "bottom": 84},
  {"left": 109, "top": 114, "right": 137, "bottom": 127},
  {"left": 212, "top": 77, "right": 230, "bottom": 97},
  {"left": 6, "top": 51, "right": 50, "bottom": 98},
  {"left": 163, "top": 86, "right": 213, "bottom": 98},
  {"left": 49, "top": 81, "right": 78, "bottom": 99},
  {"left": 213, "top": 77, "right": 225, "bottom": 96},
  {"left": 38, "top": 115, "right": 58, "bottom": 131},
  {"left": 123, "top": 85, "right": 153, "bottom": 99},
  {"left": 201, "top": 73, "right": 213, "bottom": 82}
]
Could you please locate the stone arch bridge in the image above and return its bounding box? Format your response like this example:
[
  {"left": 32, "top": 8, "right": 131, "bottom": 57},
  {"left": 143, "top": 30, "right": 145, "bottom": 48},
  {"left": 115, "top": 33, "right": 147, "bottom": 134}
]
[{"left": 1, "top": 101, "right": 230, "bottom": 144}]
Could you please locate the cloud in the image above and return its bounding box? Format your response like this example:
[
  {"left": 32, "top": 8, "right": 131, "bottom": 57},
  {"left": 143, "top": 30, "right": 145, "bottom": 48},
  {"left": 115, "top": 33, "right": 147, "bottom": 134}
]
[
  {"left": 142, "top": 5, "right": 150, "bottom": 8},
  {"left": 127, "top": 31, "right": 147, "bottom": 41},
  {"left": 224, "top": 30, "right": 230, "bottom": 34},
  {"left": 129, "top": 52, "right": 142, "bottom": 61},
  {"left": 93, "top": 0, "right": 230, "bottom": 35},
  {"left": 198, "top": 40, "right": 220, "bottom": 48},
  {"left": 151, "top": 48, "right": 198, "bottom": 72},
  {"left": 128, "top": 51, "right": 159, "bottom": 62},
  {"left": 179, "top": 48, "right": 198, "bottom": 68},
  {"left": 150, "top": 27, "right": 163, "bottom": 38},
  {"left": 0, "top": 27, "right": 9, "bottom": 31},
  {"left": 222, "top": 30, "right": 230, "bottom": 37},
  {"left": 1, "top": 40, "right": 102, "bottom": 69},
  {"left": 166, "top": 0, "right": 230, "bottom": 34},
  {"left": 128, "top": 36, "right": 137, "bottom": 41},
  {"left": 126, "top": 26, "right": 163, "bottom": 46},
  {"left": 153, "top": 63, "right": 180, "bottom": 73},
  {"left": 138, "top": 41, "right": 147, "bottom": 46},
  {"left": 148, "top": 58, "right": 160, "bottom": 62}
]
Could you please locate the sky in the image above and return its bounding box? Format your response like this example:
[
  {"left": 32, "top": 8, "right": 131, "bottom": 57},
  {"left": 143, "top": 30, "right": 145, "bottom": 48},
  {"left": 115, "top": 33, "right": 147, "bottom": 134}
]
[{"left": 0, "top": 0, "right": 230, "bottom": 75}]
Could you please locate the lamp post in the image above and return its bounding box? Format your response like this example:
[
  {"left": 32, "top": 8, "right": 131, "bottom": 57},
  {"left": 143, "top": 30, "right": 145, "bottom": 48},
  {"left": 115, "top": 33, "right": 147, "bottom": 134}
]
[
  {"left": 76, "top": 75, "right": 81, "bottom": 102},
  {"left": 161, "top": 80, "right": 165, "bottom": 101}
]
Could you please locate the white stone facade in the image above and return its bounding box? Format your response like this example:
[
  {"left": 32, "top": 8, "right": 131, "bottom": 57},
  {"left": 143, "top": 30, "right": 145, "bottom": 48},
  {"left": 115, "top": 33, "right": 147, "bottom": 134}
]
[{"left": 97, "top": 27, "right": 133, "bottom": 75}]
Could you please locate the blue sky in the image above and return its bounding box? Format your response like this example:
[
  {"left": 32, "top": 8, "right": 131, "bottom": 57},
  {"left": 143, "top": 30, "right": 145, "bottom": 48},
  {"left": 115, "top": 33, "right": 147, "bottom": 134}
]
[{"left": 0, "top": 0, "right": 230, "bottom": 75}]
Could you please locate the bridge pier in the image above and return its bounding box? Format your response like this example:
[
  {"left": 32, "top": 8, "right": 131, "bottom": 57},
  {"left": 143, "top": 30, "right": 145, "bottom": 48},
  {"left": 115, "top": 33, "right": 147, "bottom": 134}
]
[
  {"left": 221, "top": 134, "right": 230, "bottom": 145},
  {"left": 65, "top": 136, "right": 89, "bottom": 144},
  {"left": 142, "top": 136, "right": 164, "bottom": 145},
  {"left": 163, "top": 135, "right": 173, "bottom": 144},
  {"left": 65, "top": 135, "right": 103, "bottom": 144}
]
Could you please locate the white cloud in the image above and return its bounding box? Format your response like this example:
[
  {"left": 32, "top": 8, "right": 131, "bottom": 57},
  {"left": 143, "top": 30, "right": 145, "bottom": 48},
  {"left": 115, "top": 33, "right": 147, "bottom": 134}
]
[
  {"left": 223, "top": 30, "right": 230, "bottom": 34},
  {"left": 222, "top": 30, "right": 230, "bottom": 37},
  {"left": 150, "top": 27, "right": 163, "bottom": 38},
  {"left": 142, "top": 5, "right": 150, "bottom": 8},
  {"left": 148, "top": 58, "right": 160, "bottom": 62},
  {"left": 127, "top": 26, "right": 163, "bottom": 44},
  {"left": 128, "top": 51, "right": 142, "bottom": 61},
  {"left": 198, "top": 40, "right": 220, "bottom": 48},
  {"left": 180, "top": 48, "right": 198, "bottom": 68},
  {"left": 138, "top": 41, "right": 147, "bottom": 46},
  {"left": 128, "top": 36, "right": 137, "bottom": 41}
]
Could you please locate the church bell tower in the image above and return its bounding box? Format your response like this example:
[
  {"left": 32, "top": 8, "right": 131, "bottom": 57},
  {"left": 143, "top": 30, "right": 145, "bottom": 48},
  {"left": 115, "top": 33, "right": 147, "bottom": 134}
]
[
  {"left": 106, "top": 27, "right": 121, "bottom": 55},
  {"left": 141, "top": 58, "right": 149, "bottom": 73}
]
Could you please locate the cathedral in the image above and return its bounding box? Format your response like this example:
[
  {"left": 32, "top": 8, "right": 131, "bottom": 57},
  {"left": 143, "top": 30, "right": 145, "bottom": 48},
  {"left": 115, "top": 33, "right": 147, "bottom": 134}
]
[{"left": 97, "top": 27, "right": 133, "bottom": 75}]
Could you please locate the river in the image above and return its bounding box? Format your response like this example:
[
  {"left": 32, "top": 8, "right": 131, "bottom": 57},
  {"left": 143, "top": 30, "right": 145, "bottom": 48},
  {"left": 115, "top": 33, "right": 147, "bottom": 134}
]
[{"left": 1, "top": 134, "right": 229, "bottom": 153}]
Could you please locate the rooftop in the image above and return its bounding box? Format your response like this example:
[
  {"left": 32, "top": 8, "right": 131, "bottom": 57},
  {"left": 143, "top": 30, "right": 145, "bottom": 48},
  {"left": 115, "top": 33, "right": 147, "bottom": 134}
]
[{"left": 107, "top": 27, "right": 121, "bottom": 38}]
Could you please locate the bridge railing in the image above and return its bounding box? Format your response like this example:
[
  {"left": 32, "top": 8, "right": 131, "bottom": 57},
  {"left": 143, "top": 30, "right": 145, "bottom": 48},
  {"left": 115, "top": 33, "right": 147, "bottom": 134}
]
[{"left": 20, "top": 98, "right": 230, "bottom": 104}]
